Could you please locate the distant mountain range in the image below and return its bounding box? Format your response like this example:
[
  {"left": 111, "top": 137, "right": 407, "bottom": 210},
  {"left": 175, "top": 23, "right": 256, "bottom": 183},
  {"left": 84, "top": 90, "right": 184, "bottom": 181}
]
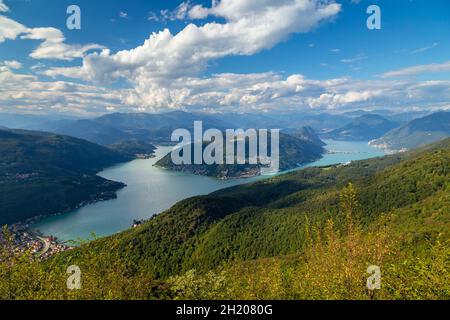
[
  {"left": 370, "top": 111, "right": 450, "bottom": 151},
  {"left": 0, "top": 129, "right": 129, "bottom": 225},
  {"left": 1, "top": 109, "right": 447, "bottom": 154},
  {"left": 322, "top": 114, "right": 399, "bottom": 141},
  {"left": 156, "top": 130, "right": 325, "bottom": 179},
  {"left": 0, "top": 113, "right": 80, "bottom": 131},
  {"left": 0, "top": 111, "right": 354, "bottom": 145},
  {"left": 46, "top": 111, "right": 232, "bottom": 146},
  {"left": 341, "top": 109, "right": 431, "bottom": 123}
]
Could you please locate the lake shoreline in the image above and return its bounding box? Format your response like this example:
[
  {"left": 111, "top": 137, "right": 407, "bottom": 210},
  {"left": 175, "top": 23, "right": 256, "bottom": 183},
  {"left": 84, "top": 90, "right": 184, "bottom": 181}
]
[{"left": 30, "top": 141, "right": 385, "bottom": 243}]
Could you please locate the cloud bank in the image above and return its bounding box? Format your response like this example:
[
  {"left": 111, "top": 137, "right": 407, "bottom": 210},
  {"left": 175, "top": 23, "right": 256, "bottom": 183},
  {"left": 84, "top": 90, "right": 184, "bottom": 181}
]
[
  {"left": 45, "top": 0, "right": 342, "bottom": 110},
  {"left": 0, "top": 0, "right": 449, "bottom": 115}
]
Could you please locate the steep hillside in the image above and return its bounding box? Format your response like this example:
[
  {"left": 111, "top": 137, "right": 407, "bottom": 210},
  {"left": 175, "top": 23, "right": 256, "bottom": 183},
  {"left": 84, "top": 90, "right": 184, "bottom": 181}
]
[
  {"left": 108, "top": 139, "right": 156, "bottom": 158},
  {"left": 290, "top": 126, "right": 326, "bottom": 146},
  {"left": 74, "top": 138, "right": 449, "bottom": 278},
  {"left": 0, "top": 113, "right": 77, "bottom": 131},
  {"left": 2, "top": 139, "right": 448, "bottom": 300},
  {"left": 51, "top": 111, "right": 231, "bottom": 146},
  {"left": 371, "top": 111, "right": 450, "bottom": 150},
  {"left": 323, "top": 114, "right": 399, "bottom": 141},
  {"left": 0, "top": 129, "right": 129, "bottom": 225},
  {"left": 155, "top": 131, "right": 325, "bottom": 178}
]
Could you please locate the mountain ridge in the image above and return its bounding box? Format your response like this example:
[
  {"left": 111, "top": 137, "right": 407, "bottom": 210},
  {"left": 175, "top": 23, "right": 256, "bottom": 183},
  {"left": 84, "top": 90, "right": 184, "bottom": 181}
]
[
  {"left": 0, "top": 128, "right": 130, "bottom": 225},
  {"left": 322, "top": 114, "right": 399, "bottom": 141},
  {"left": 371, "top": 111, "right": 450, "bottom": 151},
  {"left": 155, "top": 130, "right": 326, "bottom": 178}
]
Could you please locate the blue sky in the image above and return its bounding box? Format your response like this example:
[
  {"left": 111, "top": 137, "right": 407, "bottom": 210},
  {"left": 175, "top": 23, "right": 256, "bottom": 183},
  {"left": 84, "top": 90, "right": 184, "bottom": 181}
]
[{"left": 0, "top": 0, "right": 449, "bottom": 115}]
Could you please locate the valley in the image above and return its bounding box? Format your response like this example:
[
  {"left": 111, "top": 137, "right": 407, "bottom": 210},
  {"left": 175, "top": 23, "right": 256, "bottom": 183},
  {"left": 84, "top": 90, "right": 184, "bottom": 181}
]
[
  {"left": 1, "top": 138, "right": 447, "bottom": 300},
  {"left": 31, "top": 140, "right": 385, "bottom": 243},
  {"left": 0, "top": 128, "right": 130, "bottom": 226},
  {"left": 0, "top": 112, "right": 447, "bottom": 301},
  {"left": 1, "top": 0, "right": 449, "bottom": 303}
]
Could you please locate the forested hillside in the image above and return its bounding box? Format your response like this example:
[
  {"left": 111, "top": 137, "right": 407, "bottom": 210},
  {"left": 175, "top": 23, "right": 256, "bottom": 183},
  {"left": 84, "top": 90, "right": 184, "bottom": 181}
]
[
  {"left": 0, "top": 129, "right": 129, "bottom": 225},
  {"left": 371, "top": 111, "right": 450, "bottom": 150},
  {"left": 156, "top": 131, "right": 325, "bottom": 178},
  {"left": 50, "top": 111, "right": 231, "bottom": 145},
  {"left": 1, "top": 139, "right": 449, "bottom": 299},
  {"left": 322, "top": 114, "right": 399, "bottom": 141}
]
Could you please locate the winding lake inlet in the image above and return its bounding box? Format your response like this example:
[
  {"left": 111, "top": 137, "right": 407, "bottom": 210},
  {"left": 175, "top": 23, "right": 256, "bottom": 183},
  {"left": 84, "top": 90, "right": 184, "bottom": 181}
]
[{"left": 31, "top": 140, "right": 385, "bottom": 242}]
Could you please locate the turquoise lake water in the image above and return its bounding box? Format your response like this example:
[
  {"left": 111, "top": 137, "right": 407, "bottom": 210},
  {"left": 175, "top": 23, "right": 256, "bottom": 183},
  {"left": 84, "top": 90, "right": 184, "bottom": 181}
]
[{"left": 31, "top": 140, "right": 385, "bottom": 242}]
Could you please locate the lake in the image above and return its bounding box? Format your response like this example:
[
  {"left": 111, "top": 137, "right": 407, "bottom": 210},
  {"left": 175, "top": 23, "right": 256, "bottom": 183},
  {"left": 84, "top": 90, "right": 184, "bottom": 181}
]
[{"left": 31, "top": 140, "right": 385, "bottom": 242}]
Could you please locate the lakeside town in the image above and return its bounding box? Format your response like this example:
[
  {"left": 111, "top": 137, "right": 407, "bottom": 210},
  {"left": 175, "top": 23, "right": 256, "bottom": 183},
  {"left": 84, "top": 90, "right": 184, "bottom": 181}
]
[
  {"left": 1, "top": 218, "right": 73, "bottom": 259},
  {"left": 0, "top": 216, "right": 150, "bottom": 261}
]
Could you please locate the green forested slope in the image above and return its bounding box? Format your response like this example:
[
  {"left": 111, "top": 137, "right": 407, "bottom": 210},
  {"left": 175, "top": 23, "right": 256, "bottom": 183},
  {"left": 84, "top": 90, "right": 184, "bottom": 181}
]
[
  {"left": 372, "top": 111, "right": 450, "bottom": 150},
  {"left": 1, "top": 139, "right": 448, "bottom": 300},
  {"left": 0, "top": 129, "right": 129, "bottom": 225},
  {"left": 79, "top": 138, "right": 450, "bottom": 277},
  {"left": 156, "top": 132, "right": 325, "bottom": 178},
  {"left": 323, "top": 114, "right": 399, "bottom": 141}
]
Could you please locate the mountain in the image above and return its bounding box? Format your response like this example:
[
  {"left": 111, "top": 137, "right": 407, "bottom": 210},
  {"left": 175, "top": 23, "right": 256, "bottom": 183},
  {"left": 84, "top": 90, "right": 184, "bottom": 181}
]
[
  {"left": 383, "top": 110, "right": 432, "bottom": 123},
  {"left": 49, "top": 119, "right": 133, "bottom": 146},
  {"left": 155, "top": 131, "right": 325, "bottom": 178},
  {"left": 124, "top": 139, "right": 450, "bottom": 278},
  {"left": 41, "top": 111, "right": 354, "bottom": 145},
  {"left": 270, "top": 112, "right": 351, "bottom": 133},
  {"left": 0, "top": 129, "right": 130, "bottom": 225},
  {"left": 13, "top": 138, "right": 446, "bottom": 300},
  {"left": 0, "top": 113, "right": 79, "bottom": 131},
  {"left": 211, "top": 112, "right": 284, "bottom": 129},
  {"left": 49, "top": 111, "right": 231, "bottom": 146},
  {"left": 288, "top": 126, "right": 326, "bottom": 146},
  {"left": 322, "top": 114, "right": 399, "bottom": 141},
  {"left": 371, "top": 111, "right": 450, "bottom": 151},
  {"left": 172, "top": 112, "right": 352, "bottom": 133},
  {"left": 341, "top": 109, "right": 431, "bottom": 123},
  {"left": 109, "top": 139, "right": 156, "bottom": 158}
]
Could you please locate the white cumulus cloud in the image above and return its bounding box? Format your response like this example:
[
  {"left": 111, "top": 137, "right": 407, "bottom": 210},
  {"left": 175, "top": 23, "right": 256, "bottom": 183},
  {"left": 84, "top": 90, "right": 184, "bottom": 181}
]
[
  {"left": 2, "top": 60, "right": 22, "bottom": 69},
  {"left": 0, "top": 0, "right": 8, "bottom": 12},
  {"left": 0, "top": 67, "right": 125, "bottom": 115},
  {"left": 0, "top": 14, "right": 104, "bottom": 60},
  {"left": 20, "top": 27, "right": 105, "bottom": 61},
  {"left": 0, "top": 15, "right": 26, "bottom": 42},
  {"left": 49, "top": 0, "right": 341, "bottom": 108},
  {"left": 2, "top": 0, "right": 448, "bottom": 116}
]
